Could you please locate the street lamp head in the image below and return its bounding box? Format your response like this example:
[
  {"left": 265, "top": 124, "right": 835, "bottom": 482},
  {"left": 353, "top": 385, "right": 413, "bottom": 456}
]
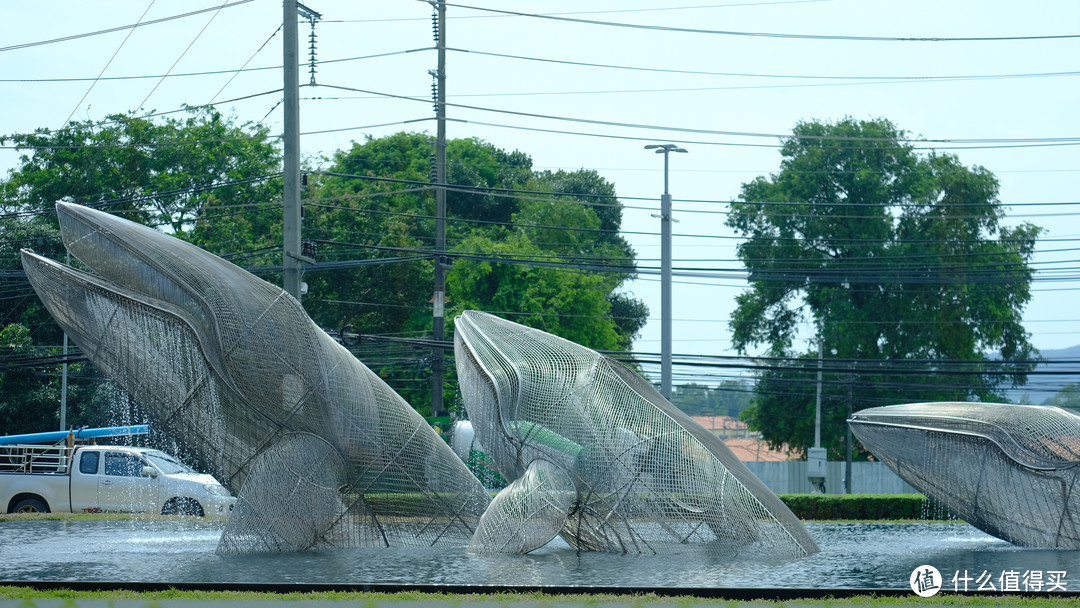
[{"left": 644, "top": 143, "right": 689, "bottom": 154}]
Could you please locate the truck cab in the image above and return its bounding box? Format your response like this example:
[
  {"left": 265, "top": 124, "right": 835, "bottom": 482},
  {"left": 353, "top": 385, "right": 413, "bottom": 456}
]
[
  {"left": 1, "top": 439, "right": 235, "bottom": 517},
  {"left": 67, "top": 446, "right": 235, "bottom": 517}
]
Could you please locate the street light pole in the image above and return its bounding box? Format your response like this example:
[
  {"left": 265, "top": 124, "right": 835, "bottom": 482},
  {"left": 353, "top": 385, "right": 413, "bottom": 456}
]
[{"left": 644, "top": 143, "right": 687, "bottom": 401}]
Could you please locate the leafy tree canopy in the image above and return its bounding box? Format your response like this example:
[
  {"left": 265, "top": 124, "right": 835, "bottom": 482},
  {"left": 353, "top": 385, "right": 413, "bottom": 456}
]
[
  {"left": 1, "top": 124, "right": 647, "bottom": 429},
  {"left": 669, "top": 381, "right": 754, "bottom": 418},
  {"left": 727, "top": 118, "right": 1041, "bottom": 458},
  {"left": 289, "top": 133, "right": 647, "bottom": 412},
  {"left": 0, "top": 109, "right": 281, "bottom": 434},
  {"left": 1044, "top": 382, "right": 1080, "bottom": 411},
  {"left": 2, "top": 108, "right": 281, "bottom": 233}
]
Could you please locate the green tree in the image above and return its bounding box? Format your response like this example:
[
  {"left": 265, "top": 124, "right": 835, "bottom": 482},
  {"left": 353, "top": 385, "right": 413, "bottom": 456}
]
[
  {"left": 727, "top": 118, "right": 1041, "bottom": 458},
  {"left": 0, "top": 109, "right": 281, "bottom": 434},
  {"left": 1044, "top": 383, "right": 1080, "bottom": 411},
  {"left": 670, "top": 381, "right": 754, "bottom": 417},
  {"left": 1, "top": 125, "right": 646, "bottom": 427},
  {"left": 2, "top": 108, "right": 280, "bottom": 233},
  {"left": 0, "top": 322, "right": 118, "bottom": 433},
  {"left": 250, "top": 133, "right": 646, "bottom": 414}
]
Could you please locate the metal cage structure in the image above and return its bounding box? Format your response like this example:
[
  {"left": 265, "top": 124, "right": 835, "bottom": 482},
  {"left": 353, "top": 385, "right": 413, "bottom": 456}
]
[
  {"left": 21, "top": 202, "right": 490, "bottom": 553},
  {"left": 849, "top": 402, "right": 1080, "bottom": 548},
  {"left": 453, "top": 311, "right": 818, "bottom": 557}
]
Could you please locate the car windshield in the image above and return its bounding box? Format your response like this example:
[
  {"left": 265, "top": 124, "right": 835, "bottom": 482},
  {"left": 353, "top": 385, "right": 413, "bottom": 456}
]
[{"left": 143, "top": 450, "right": 195, "bottom": 475}]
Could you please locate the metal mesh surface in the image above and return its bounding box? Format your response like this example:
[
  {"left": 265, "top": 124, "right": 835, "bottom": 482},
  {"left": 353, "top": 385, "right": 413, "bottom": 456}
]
[
  {"left": 21, "top": 202, "right": 490, "bottom": 553},
  {"left": 453, "top": 311, "right": 818, "bottom": 557},
  {"left": 849, "top": 402, "right": 1080, "bottom": 548},
  {"left": 469, "top": 458, "right": 576, "bottom": 554}
]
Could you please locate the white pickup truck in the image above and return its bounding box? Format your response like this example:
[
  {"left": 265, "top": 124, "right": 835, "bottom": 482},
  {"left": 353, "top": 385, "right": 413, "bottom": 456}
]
[{"left": 0, "top": 442, "right": 235, "bottom": 517}]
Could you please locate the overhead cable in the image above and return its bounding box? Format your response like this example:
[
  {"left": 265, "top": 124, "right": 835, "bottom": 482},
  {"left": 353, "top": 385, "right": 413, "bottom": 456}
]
[
  {"left": 442, "top": 2, "right": 1080, "bottom": 42},
  {"left": 0, "top": 0, "right": 255, "bottom": 53},
  {"left": 449, "top": 47, "right": 1080, "bottom": 82},
  {"left": 318, "top": 84, "right": 1080, "bottom": 147}
]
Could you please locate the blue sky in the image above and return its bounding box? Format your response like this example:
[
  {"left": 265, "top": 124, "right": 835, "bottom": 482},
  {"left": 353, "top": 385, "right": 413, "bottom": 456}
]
[{"left": 3, "top": 0, "right": 1078, "bottom": 376}]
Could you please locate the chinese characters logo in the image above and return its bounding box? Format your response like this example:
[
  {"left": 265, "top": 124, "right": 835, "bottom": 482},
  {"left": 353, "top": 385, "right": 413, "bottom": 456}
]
[{"left": 910, "top": 565, "right": 942, "bottom": 597}]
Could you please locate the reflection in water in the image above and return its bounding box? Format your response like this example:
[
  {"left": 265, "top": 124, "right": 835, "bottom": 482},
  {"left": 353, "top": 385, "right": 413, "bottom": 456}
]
[{"left": 1, "top": 520, "right": 1078, "bottom": 589}]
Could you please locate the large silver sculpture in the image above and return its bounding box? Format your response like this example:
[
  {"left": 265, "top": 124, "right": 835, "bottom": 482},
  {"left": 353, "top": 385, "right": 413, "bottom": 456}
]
[
  {"left": 453, "top": 310, "right": 819, "bottom": 557},
  {"left": 21, "top": 202, "right": 491, "bottom": 553},
  {"left": 849, "top": 402, "right": 1080, "bottom": 548}
]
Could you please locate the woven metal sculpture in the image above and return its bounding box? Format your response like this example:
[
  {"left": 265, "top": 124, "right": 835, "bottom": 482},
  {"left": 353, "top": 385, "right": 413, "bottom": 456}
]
[
  {"left": 21, "top": 202, "right": 490, "bottom": 553},
  {"left": 453, "top": 310, "right": 818, "bottom": 557},
  {"left": 849, "top": 402, "right": 1080, "bottom": 548}
]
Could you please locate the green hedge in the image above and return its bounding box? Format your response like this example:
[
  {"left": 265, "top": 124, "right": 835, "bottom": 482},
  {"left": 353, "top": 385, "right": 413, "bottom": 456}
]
[{"left": 778, "top": 493, "right": 953, "bottom": 520}]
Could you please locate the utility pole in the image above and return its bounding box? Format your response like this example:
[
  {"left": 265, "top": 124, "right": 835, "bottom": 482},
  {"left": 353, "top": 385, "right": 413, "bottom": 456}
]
[
  {"left": 282, "top": 0, "right": 303, "bottom": 300},
  {"left": 644, "top": 143, "right": 686, "bottom": 401},
  {"left": 815, "top": 336, "right": 823, "bottom": 448},
  {"left": 807, "top": 333, "right": 826, "bottom": 493},
  {"left": 845, "top": 362, "right": 854, "bottom": 494},
  {"left": 430, "top": 1, "right": 448, "bottom": 418},
  {"left": 60, "top": 250, "right": 70, "bottom": 431}
]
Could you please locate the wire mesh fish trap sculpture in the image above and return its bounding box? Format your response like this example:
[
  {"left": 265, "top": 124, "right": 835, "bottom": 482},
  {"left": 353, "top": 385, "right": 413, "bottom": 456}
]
[
  {"left": 849, "top": 402, "right": 1080, "bottom": 548},
  {"left": 453, "top": 310, "right": 818, "bottom": 557},
  {"left": 21, "top": 202, "right": 490, "bottom": 553}
]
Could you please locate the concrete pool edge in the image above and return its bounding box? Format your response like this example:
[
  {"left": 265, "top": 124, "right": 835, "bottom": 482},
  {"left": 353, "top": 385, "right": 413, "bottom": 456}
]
[{"left": 4, "top": 581, "right": 1080, "bottom": 601}]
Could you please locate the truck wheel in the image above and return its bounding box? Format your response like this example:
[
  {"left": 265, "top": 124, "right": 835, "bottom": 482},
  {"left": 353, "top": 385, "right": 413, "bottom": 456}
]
[
  {"left": 12, "top": 497, "right": 49, "bottom": 514},
  {"left": 162, "top": 497, "right": 204, "bottom": 517}
]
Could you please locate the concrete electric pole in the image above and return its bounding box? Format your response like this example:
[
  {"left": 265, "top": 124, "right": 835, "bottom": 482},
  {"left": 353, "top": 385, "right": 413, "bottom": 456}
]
[
  {"left": 430, "top": 1, "right": 448, "bottom": 418},
  {"left": 282, "top": 0, "right": 304, "bottom": 301}
]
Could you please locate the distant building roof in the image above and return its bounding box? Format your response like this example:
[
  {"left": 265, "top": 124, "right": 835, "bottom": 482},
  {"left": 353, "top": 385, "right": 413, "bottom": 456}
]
[
  {"left": 691, "top": 415, "right": 748, "bottom": 432},
  {"left": 724, "top": 437, "right": 791, "bottom": 462}
]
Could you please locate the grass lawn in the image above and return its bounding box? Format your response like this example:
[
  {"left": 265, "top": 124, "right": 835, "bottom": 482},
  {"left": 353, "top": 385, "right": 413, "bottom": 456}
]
[{"left": 1, "top": 587, "right": 1078, "bottom": 606}]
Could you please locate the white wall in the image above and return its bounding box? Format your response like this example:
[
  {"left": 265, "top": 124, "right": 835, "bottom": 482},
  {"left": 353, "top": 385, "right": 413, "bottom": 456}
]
[{"left": 744, "top": 460, "right": 918, "bottom": 494}]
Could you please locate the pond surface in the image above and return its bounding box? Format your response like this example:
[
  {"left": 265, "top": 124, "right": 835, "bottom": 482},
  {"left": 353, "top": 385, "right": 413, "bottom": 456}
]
[{"left": 1, "top": 520, "right": 1078, "bottom": 591}]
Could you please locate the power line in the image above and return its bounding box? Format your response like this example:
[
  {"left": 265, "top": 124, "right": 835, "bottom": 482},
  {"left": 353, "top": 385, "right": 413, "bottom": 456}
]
[
  {"left": 137, "top": 0, "right": 233, "bottom": 113},
  {"left": 316, "top": 171, "right": 1075, "bottom": 209},
  {"left": 1, "top": 173, "right": 282, "bottom": 220},
  {"left": 211, "top": 24, "right": 282, "bottom": 103},
  {"left": 328, "top": 1, "right": 828, "bottom": 23},
  {"left": 1, "top": 115, "right": 283, "bottom": 151},
  {"left": 61, "top": 0, "right": 158, "bottom": 129},
  {"left": 447, "top": 116, "right": 1080, "bottom": 152},
  {"left": 285, "top": 236, "right": 1067, "bottom": 285},
  {"left": 8, "top": 85, "right": 1078, "bottom": 157},
  {"left": 0, "top": 0, "right": 256, "bottom": 53},
  {"left": 320, "top": 83, "right": 1080, "bottom": 146},
  {"left": 311, "top": 83, "right": 1080, "bottom": 150},
  {"left": 0, "top": 49, "right": 432, "bottom": 83},
  {"left": 448, "top": 47, "right": 1080, "bottom": 83},
  {"left": 2, "top": 172, "right": 1066, "bottom": 250},
  {"left": 442, "top": 2, "right": 1080, "bottom": 42}
]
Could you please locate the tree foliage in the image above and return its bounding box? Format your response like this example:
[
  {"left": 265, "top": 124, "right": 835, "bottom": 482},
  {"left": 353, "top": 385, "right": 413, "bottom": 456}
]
[
  {"left": 290, "top": 133, "right": 647, "bottom": 413},
  {"left": 669, "top": 381, "right": 754, "bottom": 418},
  {"left": 0, "top": 125, "right": 647, "bottom": 433},
  {"left": 2, "top": 108, "right": 280, "bottom": 233},
  {"left": 1044, "top": 383, "right": 1080, "bottom": 411},
  {"left": 0, "top": 109, "right": 281, "bottom": 434},
  {"left": 727, "top": 118, "right": 1041, "bottom": 458}
]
